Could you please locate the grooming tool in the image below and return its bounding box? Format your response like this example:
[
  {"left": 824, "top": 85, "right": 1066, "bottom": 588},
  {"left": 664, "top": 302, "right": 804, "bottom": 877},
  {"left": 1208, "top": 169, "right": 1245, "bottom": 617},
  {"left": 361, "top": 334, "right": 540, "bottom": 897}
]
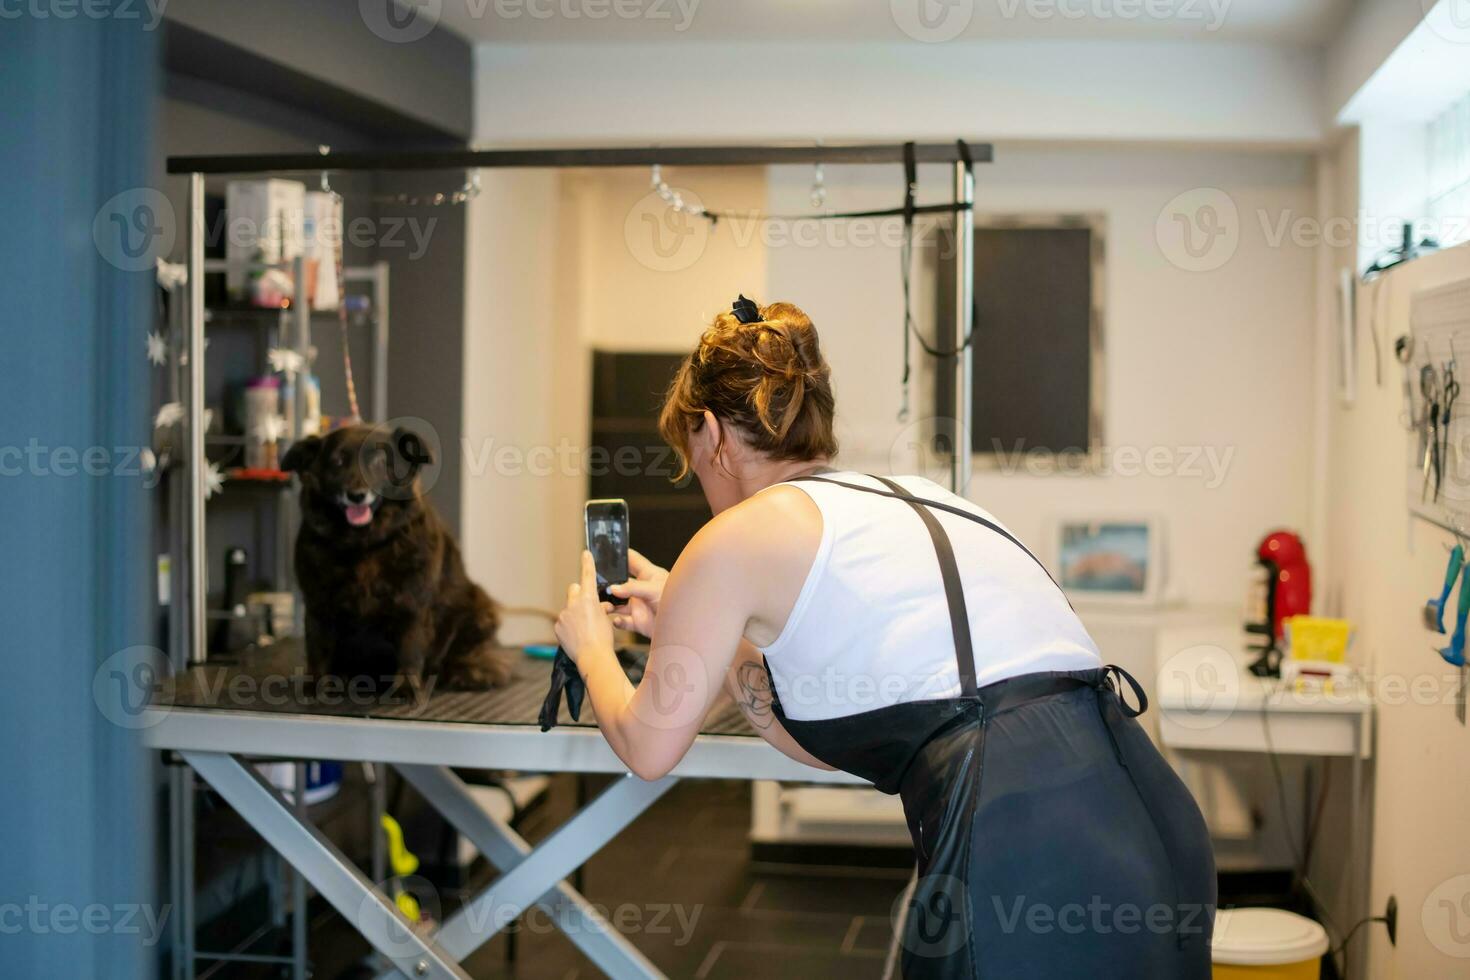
[
  {"left": 1425, "top": 544, "right": 1463, "bottom": 633},
  {"left": 1441, "top": 361, "right": 1460, "bottom": 497},
  {"left": 379, "top": 813, "right": 423, "bottom": 921},
  {"left": 1396, "top": 335, "right": 1415, "bottom": 429},
  {"left": 1421, "top": 364, "right": 1441, "bottom": 502},
  {"left": 1437, "top": 564, "right": 1470, "bottom": 668}
]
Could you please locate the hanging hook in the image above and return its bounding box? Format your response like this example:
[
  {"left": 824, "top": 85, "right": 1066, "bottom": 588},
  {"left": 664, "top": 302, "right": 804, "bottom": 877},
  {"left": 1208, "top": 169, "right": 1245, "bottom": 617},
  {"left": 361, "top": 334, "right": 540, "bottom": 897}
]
[
  {"left": 318, "top": 145, "right": 333, "bottom": 194},
  {"left": 810, "top": 139, "right": 826, "bottom": 209}
]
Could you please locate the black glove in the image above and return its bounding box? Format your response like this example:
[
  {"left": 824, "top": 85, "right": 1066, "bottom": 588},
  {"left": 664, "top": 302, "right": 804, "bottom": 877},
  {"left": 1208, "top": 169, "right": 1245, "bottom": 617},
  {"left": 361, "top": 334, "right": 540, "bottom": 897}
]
[{"left": 538, "top": 648, "right": 586, "bottom": 732}]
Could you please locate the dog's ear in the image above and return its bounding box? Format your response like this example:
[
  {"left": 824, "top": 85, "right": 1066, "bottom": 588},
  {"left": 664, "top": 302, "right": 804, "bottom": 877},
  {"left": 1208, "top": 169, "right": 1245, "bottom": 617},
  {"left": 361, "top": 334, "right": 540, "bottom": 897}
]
[
  {"left": 393, "top": 426, "right": 434, "bottom": 470},
  {"left": 281, "top": 435, "right": 322, "bottom": 475}
]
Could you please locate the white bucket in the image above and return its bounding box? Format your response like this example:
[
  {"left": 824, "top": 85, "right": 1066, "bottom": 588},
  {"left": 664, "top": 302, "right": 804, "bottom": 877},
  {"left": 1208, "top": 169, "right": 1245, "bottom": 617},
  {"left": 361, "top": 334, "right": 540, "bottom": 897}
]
[{"left": 1212, "top": 907, "right": 1328, "bottom": 979}]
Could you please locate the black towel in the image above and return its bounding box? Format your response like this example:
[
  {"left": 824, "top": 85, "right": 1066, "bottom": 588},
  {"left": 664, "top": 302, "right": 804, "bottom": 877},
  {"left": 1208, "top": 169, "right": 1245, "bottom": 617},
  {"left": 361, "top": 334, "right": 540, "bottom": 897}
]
[{"left": 538, "top": 648, "right": 586, "bottom": 732}]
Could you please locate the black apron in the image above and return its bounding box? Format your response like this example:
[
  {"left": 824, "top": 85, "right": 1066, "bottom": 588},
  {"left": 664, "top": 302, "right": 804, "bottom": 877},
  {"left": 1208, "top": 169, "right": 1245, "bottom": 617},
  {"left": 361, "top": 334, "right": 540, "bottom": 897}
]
[{"left": 765, "top": 477, "right": 1216, "bottom": 979}]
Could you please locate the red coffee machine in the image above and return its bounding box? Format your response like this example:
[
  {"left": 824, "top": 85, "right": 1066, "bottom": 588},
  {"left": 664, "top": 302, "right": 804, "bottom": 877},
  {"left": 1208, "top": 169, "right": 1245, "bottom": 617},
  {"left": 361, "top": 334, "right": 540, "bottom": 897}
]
[{"left": 1244, "top": 530, "right": 1312, "bottom": 676}]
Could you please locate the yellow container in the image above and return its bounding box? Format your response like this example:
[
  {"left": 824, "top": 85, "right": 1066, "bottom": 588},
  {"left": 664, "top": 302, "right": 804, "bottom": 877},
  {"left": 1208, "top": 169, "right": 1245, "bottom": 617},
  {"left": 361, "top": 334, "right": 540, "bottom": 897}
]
[
  {"left": 1212, "top": 908, "right": 1327, "bottom": 980},
  {"left": 1283, "top": 616, "right": 1352, "bottom": 664}
]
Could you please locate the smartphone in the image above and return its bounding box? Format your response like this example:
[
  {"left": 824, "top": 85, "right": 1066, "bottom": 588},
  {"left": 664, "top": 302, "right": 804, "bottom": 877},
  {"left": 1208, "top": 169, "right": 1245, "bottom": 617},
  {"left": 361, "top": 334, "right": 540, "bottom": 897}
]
[{"left": 584, "top": 498, "right": 629, "bottom": 604}]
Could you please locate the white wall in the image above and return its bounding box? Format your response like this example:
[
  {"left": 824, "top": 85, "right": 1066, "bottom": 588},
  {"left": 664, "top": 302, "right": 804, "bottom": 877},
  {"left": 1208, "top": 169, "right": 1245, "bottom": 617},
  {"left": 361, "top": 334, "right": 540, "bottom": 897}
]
[
  {"left": 477, "top": 40, "right": 1324, "bottom": 147},
  {"left": 460, "top": 168, "right": 574, "bottom": 641},
  {"left": 1317, "top": 128, "right": 1470, "bottom": 975},
  {"left": 767, "top": 145, "right": 1319, "bottom": 607},
  {"left": 459, "top": 166, "right": 769, "bottom": 628}
]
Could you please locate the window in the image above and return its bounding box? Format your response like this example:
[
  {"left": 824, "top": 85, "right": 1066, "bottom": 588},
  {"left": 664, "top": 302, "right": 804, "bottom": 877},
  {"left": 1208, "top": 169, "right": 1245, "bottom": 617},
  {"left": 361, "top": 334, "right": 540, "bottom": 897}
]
[
  {"left": 935, "top": 215, "right": 1105, "bottom": 459},
  {"left": 1428, "top": 91, "right": 1470, "bottom": 249}
]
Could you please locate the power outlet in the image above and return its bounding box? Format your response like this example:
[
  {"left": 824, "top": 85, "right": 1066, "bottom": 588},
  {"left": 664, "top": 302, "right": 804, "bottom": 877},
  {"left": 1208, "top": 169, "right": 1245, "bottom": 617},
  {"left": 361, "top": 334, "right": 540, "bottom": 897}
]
[{"left": 1386, "top": 895, "right": 1398, "bottom": 946}]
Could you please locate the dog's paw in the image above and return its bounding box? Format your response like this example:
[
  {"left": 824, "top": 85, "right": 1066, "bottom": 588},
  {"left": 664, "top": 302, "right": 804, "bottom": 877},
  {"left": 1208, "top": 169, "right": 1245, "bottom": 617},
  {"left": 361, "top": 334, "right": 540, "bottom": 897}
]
[{"left": 441, "top": 645, "right": 515, "bottom": 691}]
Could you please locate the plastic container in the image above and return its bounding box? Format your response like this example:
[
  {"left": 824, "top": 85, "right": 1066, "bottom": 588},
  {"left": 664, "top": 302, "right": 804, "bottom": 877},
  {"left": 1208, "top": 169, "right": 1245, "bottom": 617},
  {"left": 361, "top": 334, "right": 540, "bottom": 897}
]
[
  {"left": 1284, "top": 616, "right": 1352, "bottom": 663},
  {"left": 1212, "top": 908, "right": 1328, "bottom": 980}
]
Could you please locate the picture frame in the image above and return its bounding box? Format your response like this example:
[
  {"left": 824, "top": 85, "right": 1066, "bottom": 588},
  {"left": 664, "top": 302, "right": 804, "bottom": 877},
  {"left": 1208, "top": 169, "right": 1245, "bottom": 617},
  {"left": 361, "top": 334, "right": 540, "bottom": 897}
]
[{"left": 1051, "top": 517, "right": 1164, "bottom": 606}]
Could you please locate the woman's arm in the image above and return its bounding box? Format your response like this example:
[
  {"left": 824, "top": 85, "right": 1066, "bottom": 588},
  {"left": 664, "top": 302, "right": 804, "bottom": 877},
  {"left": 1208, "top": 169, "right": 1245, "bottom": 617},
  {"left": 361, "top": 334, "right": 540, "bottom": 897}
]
[
  {"left": 555, "top": 528, "right": 745, "bottom": 779},
  {"left": 554, "top": 493, "right": 827, "bottom": 780}
]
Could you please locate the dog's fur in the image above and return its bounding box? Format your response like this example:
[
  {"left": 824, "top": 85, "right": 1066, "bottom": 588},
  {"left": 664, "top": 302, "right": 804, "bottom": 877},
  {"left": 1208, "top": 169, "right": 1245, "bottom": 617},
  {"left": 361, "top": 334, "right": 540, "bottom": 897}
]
[{"left": 281, "top": 424, "right": 511, "bottom": 696}]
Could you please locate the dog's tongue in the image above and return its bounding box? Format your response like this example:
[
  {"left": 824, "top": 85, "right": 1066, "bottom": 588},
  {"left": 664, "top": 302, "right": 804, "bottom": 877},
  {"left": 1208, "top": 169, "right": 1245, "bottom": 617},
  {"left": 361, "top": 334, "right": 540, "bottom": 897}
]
[{"left": 345, "top": 503, "right": 374, "bottom": 527}]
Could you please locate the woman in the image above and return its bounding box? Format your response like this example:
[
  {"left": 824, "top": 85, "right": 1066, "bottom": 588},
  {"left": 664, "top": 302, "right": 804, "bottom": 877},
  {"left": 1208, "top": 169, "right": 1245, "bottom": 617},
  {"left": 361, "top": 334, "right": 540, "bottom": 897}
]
[{"left": 555, "top": 298, "right": 1215, "bottom": 978}]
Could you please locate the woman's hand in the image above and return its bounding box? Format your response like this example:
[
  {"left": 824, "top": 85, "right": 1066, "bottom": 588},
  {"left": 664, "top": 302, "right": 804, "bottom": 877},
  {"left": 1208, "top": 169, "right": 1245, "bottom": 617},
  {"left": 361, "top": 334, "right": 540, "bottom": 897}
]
[
  {"left": 554, "top": 551, "right": 616, "bottom": 665},
  {"left": 607, "top": 548, "right": 668, "bottom": 637}
]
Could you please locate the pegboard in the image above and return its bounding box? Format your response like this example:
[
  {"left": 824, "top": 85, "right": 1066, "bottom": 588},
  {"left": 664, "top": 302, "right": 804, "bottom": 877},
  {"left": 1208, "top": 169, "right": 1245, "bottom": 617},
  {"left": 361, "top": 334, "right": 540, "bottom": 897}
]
[{"left": 1405, "top": 277, "right": 1470, "bottom": 534}]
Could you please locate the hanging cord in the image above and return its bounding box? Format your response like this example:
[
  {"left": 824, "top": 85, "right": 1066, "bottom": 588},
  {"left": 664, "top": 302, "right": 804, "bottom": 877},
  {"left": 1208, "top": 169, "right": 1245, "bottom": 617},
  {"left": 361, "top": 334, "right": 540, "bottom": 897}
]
[
  {"left": 327, "top": 186, "right": 362, "bottom": 423},
  {"left": 898, "top": 140, "right": 976, "bottom": 421},
  {"left": 648, "top": 162, "right": 972, "bottom": 226}
]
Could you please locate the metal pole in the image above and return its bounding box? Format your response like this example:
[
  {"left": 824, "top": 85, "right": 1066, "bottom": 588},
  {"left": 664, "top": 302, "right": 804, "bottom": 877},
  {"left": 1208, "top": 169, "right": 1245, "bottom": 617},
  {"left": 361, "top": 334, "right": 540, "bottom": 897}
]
[
  {"left": 187, "top": 173, "right": 208, "bottom": 665},
  {"left": 952, "top": 161, "right": 975, "bottom": 495}
]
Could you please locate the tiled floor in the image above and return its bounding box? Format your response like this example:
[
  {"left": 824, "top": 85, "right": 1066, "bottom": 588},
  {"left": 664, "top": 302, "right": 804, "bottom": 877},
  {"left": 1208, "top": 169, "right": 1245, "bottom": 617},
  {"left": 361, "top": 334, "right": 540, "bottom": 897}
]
[{"left": 307, "top": 776, "right": 909, "bottom": 980}]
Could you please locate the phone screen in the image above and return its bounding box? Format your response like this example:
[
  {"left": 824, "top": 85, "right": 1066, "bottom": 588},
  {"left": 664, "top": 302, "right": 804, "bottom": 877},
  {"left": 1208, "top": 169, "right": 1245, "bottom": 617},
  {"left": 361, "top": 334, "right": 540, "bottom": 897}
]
[{"left": 585, "top": 499, "right": 629, "bottom": 604}]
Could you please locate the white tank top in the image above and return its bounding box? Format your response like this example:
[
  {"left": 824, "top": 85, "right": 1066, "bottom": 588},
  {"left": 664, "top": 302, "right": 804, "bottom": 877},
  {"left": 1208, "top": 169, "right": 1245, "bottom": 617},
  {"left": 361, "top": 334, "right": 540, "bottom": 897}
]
[{"left": 760, "top": 472, "right": 1101, "bottom": 722}]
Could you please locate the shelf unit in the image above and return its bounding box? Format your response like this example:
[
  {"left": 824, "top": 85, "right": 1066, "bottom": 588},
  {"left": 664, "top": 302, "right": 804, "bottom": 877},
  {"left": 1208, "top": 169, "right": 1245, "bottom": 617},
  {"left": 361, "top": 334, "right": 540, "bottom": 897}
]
[{"left": 159, "top": 254, "right": 390, "bottom": 980}]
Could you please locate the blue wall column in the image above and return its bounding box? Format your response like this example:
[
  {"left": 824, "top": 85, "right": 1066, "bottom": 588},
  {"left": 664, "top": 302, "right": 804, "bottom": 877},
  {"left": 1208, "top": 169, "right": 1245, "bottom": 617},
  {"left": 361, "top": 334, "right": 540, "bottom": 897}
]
[{"left": 1, "top": 6, "right": 159, "bottom": 978}]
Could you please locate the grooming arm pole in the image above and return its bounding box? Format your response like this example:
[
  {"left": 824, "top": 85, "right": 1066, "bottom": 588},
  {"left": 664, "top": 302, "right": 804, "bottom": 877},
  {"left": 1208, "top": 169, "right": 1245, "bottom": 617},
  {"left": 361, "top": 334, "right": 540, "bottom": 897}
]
[
  {"left": 952, "top": 160, "right": 975, "bottom": 495},
  {"left": 187, "top": 172, "right": 208, "bottom": 664}
]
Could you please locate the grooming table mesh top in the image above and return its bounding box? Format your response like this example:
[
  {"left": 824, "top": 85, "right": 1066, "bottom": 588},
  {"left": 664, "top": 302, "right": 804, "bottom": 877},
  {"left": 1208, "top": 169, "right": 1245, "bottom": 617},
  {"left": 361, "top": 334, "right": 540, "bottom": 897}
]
[{"left": 155, "top": 640, "right": 754, "bottom": 736}]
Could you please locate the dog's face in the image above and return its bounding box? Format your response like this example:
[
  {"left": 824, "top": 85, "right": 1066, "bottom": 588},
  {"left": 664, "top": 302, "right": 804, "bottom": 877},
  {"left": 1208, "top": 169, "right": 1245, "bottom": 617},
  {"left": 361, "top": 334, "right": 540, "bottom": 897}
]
[{"left": 281, "top": 425, "right": 433, "bottom": 543}]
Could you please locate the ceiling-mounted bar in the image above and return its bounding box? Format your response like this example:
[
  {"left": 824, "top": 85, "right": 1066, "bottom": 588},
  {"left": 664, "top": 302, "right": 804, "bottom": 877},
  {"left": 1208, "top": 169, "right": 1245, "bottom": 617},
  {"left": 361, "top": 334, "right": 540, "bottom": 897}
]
[
  {"left": 952, "top": 158, "right": 975, "bottom": 496},
  {"left": 166, "top": 142, "right": 993, "bottom": 176}
]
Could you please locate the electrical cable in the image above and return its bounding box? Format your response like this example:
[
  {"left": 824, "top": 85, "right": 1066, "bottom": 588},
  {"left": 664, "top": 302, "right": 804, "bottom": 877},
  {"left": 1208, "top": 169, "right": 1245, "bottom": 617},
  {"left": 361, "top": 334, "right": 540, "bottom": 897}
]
[
  {"left": 1328, "top": 914, "right": 1388, "bottom": 965},
  {"left": 1260, "top": 679, "right": 1355, "bottom": 977}
]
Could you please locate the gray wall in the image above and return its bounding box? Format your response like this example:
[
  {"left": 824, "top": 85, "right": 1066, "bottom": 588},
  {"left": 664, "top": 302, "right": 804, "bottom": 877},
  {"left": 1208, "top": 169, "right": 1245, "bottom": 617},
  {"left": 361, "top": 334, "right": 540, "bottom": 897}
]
[
  {"left": 164, "top": 0, "right": 472, "bottom": 140},
  {"left": 158, "top": 1, "right": 473, "bottom": 541}
]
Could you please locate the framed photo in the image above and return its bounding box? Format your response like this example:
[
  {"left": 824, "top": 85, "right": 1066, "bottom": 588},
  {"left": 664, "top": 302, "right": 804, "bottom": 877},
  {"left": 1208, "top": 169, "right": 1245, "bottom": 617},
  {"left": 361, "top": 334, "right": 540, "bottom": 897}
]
[{"left": 1053, "top": 518, "right": 1163, "bottom": 605}]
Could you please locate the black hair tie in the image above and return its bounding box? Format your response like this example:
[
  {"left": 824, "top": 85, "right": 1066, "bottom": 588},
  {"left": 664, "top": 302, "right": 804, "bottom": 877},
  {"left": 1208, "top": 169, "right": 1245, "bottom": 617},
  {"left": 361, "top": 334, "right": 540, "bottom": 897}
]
[{"left": 732, "top": 294, "right": 761, "bottom": 324}]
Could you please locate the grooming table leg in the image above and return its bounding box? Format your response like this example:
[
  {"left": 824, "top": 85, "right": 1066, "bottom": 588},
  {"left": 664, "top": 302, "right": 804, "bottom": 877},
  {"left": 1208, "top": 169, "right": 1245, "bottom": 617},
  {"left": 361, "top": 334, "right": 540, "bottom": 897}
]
[
  {"left": 395, "top": 765, "right": 670, "bottom": 979},
  {"left": 427, "top": 772, "right": 676, "bottom": 969},
  {"left": 180, "top": 752, "right": 470, "bottom": 980}
]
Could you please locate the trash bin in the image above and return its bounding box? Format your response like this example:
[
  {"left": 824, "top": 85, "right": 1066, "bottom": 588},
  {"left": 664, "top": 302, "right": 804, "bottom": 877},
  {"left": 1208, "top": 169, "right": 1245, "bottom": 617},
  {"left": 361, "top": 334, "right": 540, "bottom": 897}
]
[{"left": 1212, "top": 908, "right": 1328, "bottom": 980}]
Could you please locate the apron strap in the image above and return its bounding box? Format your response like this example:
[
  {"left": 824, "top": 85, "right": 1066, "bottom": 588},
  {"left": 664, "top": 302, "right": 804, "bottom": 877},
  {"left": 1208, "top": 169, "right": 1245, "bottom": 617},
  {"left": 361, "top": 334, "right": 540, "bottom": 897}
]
[
  {"left": 870, "top": 476, "right": 979, "bottom": 699},
  {"left": 790, "top": 475, "right": 1071, "bottom": 604}
]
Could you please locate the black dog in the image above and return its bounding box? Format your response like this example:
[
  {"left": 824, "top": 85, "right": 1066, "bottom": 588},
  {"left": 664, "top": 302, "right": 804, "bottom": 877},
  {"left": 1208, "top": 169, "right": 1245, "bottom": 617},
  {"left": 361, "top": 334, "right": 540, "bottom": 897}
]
[{"left": 281, "top": 424, "right": 511, "bottom": 697}]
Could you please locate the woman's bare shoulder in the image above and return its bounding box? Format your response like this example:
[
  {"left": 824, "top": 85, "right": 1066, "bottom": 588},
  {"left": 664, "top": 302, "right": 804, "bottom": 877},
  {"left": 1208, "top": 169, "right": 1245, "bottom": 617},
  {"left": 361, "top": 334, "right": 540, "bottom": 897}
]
[{"left": 689, "top": 485, "right": 822, "bottom": 569}]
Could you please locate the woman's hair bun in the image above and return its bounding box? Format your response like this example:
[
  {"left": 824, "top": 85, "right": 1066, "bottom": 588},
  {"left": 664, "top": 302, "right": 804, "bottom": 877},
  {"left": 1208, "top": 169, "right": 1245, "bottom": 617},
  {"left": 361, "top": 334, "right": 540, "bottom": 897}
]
[{"left": 659, "top": 300, "right": 837, "bottom": 480}]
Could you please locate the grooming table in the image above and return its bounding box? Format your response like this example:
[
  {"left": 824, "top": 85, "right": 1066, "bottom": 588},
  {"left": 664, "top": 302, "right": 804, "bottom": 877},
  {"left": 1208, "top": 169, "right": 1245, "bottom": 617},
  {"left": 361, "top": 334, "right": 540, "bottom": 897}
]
[{"left": 145, "top": 643, "right": 862, "bottom": 979}]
